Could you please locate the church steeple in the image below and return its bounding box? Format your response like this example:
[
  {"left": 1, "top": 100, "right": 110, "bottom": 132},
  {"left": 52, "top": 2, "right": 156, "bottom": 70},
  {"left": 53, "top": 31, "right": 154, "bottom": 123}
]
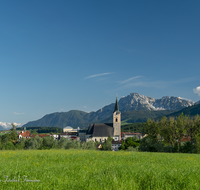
[
  {"left": 113, "top": 95, "right": 121, "bottom": 140},
  {"left": 113, "top": 95, "right": 119, "bottom": 113}
]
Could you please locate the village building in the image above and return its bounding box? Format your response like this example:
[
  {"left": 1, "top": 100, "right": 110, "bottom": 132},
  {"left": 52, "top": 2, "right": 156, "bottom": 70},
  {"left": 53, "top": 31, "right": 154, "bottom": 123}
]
[
  {"left": 121, "top": 132, "right": 146, "bottom": 140},
  {"left": 63, "top": 126, "right": 78, "bottom": 132},
  {"left": 78, "top": 129, "right": 87, "bottom": 141},
  {"left": 50, "top": 134, "right": 59, "bottom": 140},
  {"left": 59, "top": 131, "right": 79, "bottom": 140},
  {"left": 85, "top": 96, "right": 121, "bottom": 143},
  {"left": 111, "top": 140, "right": 122, "bottom": 151},
  {"left": 18, "top": 130, "right": 31, "bottom": 139}
]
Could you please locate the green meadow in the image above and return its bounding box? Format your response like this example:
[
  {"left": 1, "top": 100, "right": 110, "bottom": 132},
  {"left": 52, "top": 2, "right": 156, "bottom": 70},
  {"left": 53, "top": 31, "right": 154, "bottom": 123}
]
[{"left": 0, "top": 150, "right": 200, "bottom": 190}]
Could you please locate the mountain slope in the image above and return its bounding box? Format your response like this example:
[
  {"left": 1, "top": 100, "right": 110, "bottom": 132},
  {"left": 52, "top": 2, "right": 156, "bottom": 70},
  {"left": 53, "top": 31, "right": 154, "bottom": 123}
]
[
  {"left": 22, "top": 109, "right": 176, "bottom": 128},
  {"left": 95, "top": 93, "right": 194, "bottom": 120},
  {"left": 22, "top": 92, "right": 195, "bottom": 128},
  {"left": 162, "top": 103, "right": 200, "bottom": 118},
  {"left": 99, "top": 110, "right": 175, "bottom": 123},
  {"left": 23, "top": 110, "right": 91, "bottom": 128}
]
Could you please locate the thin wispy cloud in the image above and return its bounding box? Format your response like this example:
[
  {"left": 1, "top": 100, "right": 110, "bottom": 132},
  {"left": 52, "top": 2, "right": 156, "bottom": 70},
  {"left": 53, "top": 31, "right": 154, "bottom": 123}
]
[
  {"left": 116, "top": 77, "right": 197, "bottom": 90},
  {"left": 119, "top": 76, "right": 143, "bottom": 85},
  {"left": 14, "top": 112, "right": 25, "bottom": 115},
  {"left": 84, "top": 72, "right": 113, "bottom": 80}
]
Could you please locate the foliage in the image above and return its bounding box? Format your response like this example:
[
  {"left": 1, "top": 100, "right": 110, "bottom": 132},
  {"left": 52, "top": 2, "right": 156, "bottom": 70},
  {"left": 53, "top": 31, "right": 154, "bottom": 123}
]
[
  {"left": 10, "top": 123, "right": 18, "bottom": 141},
  {"left": 101, "top": 136, "right": 113, "bottom": 150},
  {"left": 143, "top": 113, "right": 200, "bottom": 153},
  {"left": 26, "top": 136, "right": 43, "bottom": 149},
  {"left": 17, "top": 126, "right": 63, "bottom": 134}
]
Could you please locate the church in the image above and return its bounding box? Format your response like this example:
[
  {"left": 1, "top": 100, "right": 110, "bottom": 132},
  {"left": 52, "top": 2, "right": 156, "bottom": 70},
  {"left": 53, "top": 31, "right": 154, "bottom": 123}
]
[{"left": 86, "top": 96, "right": 121, "bottom": 142}]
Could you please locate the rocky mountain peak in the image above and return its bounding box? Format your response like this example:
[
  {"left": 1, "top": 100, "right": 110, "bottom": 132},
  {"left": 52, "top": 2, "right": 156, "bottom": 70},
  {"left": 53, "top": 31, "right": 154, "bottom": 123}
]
[{"left": 95, "top": 93, "right": 195, "bottom": 120}]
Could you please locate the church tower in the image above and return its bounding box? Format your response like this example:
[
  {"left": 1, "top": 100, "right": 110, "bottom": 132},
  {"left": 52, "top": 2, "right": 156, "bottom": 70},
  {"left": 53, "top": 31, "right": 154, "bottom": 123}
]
[{"left": 113, "top": 95, "right": 121, "bottom": 140}]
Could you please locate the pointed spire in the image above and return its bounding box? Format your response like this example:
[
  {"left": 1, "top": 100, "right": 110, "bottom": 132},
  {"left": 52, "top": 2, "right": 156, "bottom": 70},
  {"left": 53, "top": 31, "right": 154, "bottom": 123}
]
[{"left": 113, "top": 94, "right": 119, "bottom": 112}]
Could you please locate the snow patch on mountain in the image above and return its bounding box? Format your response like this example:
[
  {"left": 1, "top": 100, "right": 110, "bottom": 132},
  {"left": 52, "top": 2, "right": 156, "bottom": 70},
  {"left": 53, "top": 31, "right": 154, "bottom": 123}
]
[
  {"left": 95, "top": 93, "right": 195, "bottom": 120},
  {"left": 0, "top": 122, "right": 24, "bottom": 130}
]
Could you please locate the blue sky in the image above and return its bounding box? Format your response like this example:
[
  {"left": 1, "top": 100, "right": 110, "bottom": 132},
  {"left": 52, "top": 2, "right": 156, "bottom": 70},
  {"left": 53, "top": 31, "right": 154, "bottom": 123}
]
[{"left": 0, "top": 0, "right": 200, "bottom": 123}]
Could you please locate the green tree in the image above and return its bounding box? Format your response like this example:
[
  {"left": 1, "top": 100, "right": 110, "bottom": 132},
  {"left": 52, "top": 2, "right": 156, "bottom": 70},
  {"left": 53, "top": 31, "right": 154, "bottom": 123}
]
[
  {"left": 10, "top": 123, "right": 18, "bottom": 141},
  {"left": 145, "top": 119, "right": 160, "bottom": 143},
  {"left": 125, "top": 137, "right": 140, "bottom": 149},
  {"left": 160, "top": 117, "right": 176, "bottom": 147},
  {"left": 102, "top": 136, "right": 113, "bottom": 150}
]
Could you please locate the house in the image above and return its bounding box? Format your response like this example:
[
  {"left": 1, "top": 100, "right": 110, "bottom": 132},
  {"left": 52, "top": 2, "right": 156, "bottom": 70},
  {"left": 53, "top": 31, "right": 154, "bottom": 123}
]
[
  {"left": 59, "top": 131, "right": 79, "bottom": 140},
  {"left": 50, "top": 134, "right": 59, "bottom": 140},
  {"left": 121, "top": 132, "right": 145, "bottom": 140},
  {"left": 63, "top": 126, "right": 78, "bottom": 133},
  {"left": 85, "top": 96, "right": 121, "bottom": 143},
  {"left": 111, "top": 140, "right": 122, "bottom": 151},
  {"left": 18, "top": 130, "right": 31, "bottom": 139},
  {"left": 96, "top": 143, "right": 102, "bottom": 150},
  {"left": 78, "top": 130, "right": 87, "bottom": 142}
]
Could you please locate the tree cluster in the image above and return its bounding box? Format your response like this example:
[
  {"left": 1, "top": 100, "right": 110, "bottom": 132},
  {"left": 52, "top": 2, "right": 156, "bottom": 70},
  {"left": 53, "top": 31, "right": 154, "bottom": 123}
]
[
  {"left": 0, "top": 124, "right": 97, "bottom": 150},
  {"left": 120, "top": 137, "right": 140, "bottom": 151},
  {"left": 141, "top": 113, "right": 200, "bottom": 153},
  {"left": 17, "top": 126, "right": 63, "bottom": 134}
]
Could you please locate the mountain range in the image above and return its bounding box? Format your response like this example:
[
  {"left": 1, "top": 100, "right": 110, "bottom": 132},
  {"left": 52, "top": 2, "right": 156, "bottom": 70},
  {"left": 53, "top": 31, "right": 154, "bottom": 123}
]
[
  {"left": 0, "top": 122, "right": 24, "bottom": 131},
  {"left": 21, "top": 93, "right": 199, "bottom": 129}
]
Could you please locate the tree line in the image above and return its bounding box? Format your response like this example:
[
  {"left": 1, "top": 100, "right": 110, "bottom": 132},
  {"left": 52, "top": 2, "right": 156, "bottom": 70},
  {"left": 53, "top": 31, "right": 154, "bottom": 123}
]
[
  {"left": 140, "top": 113, "right": 200, "bottom": 153},
  {"left": 17, "top": 126, "right": 63, "bottom": 134}
]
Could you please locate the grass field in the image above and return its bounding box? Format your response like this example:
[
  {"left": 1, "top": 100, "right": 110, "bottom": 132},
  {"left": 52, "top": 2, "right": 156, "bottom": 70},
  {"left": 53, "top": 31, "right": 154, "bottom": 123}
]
[{"left": 0, "top": 150, "right": 200, "bottom": 190}]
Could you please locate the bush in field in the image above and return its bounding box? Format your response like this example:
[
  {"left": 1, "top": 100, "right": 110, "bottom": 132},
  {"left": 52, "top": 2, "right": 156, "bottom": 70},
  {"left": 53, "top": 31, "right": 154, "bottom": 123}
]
[
  {"left": 65, "top": 140, "right": 81, "bottom": 149},
  {"left": 57, "top": 137, "right": 70, "bottom": 149},
  {"left": 4, "top": 142, "right": 15, "bottom": 150},
  {"left": 81, "top": 141, "right": 96, "bottom": 150},
  {"left": 139, "top": 136, "right": 157, "bottom": 152},
  {"left": 102, "top": 136, "right": 113, "bottom": 150},
  {"left": 127, "top": 146, "right": 138, "bottom": 151},
  {"left": 16, "top": 138, "right": 26, "bottom": 150},
  {"left": 41, "top": 136, "right": 55, "bottom": 149},
  {"left": 181, "top": 141, "right": 194, "bottom": 153},
  {"left": 26, "top": 135, "right": 43, "bottom": 149},
  {"left": 125, "top": 137, "right": 140, "bottom": 149}
]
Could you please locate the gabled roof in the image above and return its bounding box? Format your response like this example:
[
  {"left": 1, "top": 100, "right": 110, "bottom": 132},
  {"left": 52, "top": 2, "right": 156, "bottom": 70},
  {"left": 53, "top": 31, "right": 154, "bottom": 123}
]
[
  {"left": 18, "top": 130, "right": 30, "bottom": 138},
  {"left": 87, "top": 123, "right": 114, "bottom": 137}
]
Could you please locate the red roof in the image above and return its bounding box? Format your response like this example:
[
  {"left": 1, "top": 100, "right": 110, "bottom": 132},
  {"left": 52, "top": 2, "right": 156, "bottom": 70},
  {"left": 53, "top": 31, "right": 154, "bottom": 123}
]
[{"left": 18, "top": 131, "right": 31, "bottom": 139}]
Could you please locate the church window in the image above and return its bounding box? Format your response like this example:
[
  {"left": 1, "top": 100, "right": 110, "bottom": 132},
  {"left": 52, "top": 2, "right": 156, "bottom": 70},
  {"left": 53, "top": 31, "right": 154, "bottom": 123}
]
[
  {"left": 116, "top": 118, "right": 118, "bottom": 122},
  {"left": 95, "top": 139, "right": 96, "bottom": 142}
]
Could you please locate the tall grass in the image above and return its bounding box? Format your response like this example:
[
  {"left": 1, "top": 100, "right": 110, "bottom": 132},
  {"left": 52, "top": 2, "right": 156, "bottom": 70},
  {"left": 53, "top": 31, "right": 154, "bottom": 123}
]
[{"left": 0, "top": 150, "right": 200, "bottom": 189}]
